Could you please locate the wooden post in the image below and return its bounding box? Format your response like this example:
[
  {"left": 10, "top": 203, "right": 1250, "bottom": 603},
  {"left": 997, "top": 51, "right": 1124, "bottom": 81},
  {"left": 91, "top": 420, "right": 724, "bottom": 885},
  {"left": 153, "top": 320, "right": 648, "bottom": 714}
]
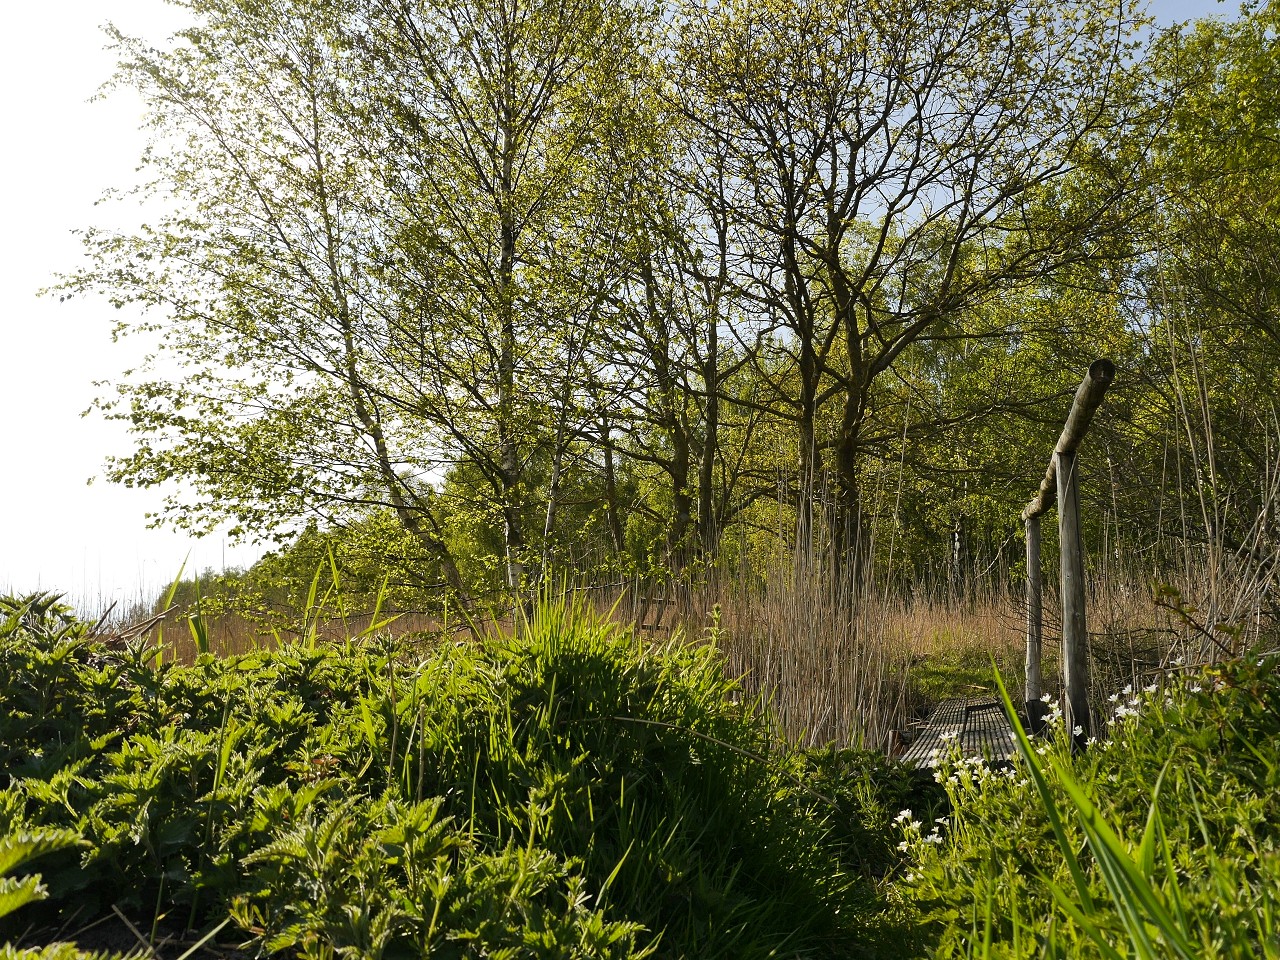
[
  {"left": 1023, "top": 360, "right": 1116, "bottom": 521},
  {"left": 1024, "top": 514, "right": 1044, "bottom": 732},
  {"left": 1057, "top": 449, "right": 1090, "bottom": 741},
  {"left": 1022, "top": 359, "right": 1113, "bottom": 740}
]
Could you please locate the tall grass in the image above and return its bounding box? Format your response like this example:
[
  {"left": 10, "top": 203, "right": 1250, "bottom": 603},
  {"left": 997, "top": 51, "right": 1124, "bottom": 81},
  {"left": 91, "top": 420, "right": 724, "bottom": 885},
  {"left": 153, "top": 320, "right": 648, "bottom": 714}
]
[
  {"left": 603, "top": 523, "right": 955, "bottom": 751},
  {"left": 1, "top": 590, "right": 914, "bottom": 960}
]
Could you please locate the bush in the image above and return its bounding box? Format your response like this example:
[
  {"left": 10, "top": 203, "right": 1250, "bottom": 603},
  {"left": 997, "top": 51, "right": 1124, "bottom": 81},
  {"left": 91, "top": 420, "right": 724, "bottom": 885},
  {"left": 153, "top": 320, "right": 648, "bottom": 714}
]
[
  {"left": 897, "top": 653, "right": 1280, "bottom": 958},
  {"left": 0, "top": 592, "right": 913, "bottom": 959}
]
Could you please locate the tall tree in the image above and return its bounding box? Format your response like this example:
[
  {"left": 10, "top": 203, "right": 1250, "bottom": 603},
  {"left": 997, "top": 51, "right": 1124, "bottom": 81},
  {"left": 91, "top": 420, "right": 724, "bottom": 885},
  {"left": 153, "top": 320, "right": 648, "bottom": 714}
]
[
  {"left": 350, "top": 0, "right": 651, "bottom": 590},
  {"left": 672, "top": 0, "right": 1149, "bottom": 572},
  {"left": 62, "top": 0, "right": 653, "bottom": 602},
  {"left": 65, "top": 0, "right": 476, "bottom": 596},
  {"left": 1126, "top": 0, "right": 1280, "bottom": 559}
]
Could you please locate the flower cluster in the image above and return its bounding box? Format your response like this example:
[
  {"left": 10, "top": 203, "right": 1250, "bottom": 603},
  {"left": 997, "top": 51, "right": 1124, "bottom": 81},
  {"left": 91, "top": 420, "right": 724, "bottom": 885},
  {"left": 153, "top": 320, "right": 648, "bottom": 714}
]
[
  {"left": 895, "top": 808, "right": 948, "bottom": 857},
  {"left": 1107, "top": 683, "right": 1146, "bottom": 724},
  {"left": 1038, "top": 693, "right": 1085, "bottom": 739}
]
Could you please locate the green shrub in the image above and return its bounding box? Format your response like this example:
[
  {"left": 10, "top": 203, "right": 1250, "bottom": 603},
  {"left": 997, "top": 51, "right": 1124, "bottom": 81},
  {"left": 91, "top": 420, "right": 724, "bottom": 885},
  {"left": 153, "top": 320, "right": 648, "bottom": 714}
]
[
  {"left": 897, "top": 653, "right": 1280, "bottom": 958},
  {"left": 0, "top": 800, "right": 118, "bottom": 960},
  {"left": 0, "top": 592, "right": 912, "bottom": 959}
]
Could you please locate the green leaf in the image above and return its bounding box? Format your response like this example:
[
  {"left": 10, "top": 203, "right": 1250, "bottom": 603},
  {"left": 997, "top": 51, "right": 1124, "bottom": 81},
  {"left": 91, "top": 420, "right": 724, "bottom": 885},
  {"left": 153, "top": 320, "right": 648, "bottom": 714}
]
[{"left": 0, "top": 875, "right": 47, "bottom": 921}]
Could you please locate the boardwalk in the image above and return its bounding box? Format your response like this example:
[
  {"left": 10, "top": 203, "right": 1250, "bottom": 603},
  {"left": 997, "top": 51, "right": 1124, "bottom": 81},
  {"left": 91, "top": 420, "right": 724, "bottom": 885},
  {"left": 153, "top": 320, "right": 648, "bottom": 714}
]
[{"left": 900, "top": 698, "right": 1017, "bottom": 767}]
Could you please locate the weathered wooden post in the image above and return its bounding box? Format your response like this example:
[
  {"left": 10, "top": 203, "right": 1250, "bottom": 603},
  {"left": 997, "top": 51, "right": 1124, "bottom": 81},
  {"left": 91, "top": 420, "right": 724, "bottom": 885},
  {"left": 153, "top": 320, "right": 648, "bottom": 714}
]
[
  {"left": 1022, "top": 359, "right": 1115, "bottom": 742},
  {"left": 1057, "top": 448, "right": 1088, "bottom": 739},
  {"left": 1024, "top": 513, "right": 1043, "bottom": 731}
]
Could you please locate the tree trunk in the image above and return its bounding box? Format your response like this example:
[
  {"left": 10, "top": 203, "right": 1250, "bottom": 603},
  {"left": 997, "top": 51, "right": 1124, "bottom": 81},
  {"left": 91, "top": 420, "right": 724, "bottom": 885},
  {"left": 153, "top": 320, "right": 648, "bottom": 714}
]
[
  {"left": 670, "top": 426, "right": 693, "bottom": 568},
  {"left": 698, "top": 310, "right": 720, "bottom": 556},
  {"left": 797, "top": 339, "right": 820, "bottom": 545},
  {"left": 497, "top": 113, "right": 525, "bottom": 594},
  {"left": 601, "top": 416, "right": 626, "bottom": 557},
  {"left": 831, "top": 369, "right": 867, "bottom": 586},
  {"left": 539, "top": 400, "right": 571, "bottom": 584}
]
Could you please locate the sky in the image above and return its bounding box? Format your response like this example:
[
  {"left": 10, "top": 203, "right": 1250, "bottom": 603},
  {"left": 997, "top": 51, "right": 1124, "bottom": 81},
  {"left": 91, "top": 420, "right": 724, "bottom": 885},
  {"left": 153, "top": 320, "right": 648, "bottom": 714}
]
[{"left": 0, "top": 0, "right": 1242, "bottom": 616}]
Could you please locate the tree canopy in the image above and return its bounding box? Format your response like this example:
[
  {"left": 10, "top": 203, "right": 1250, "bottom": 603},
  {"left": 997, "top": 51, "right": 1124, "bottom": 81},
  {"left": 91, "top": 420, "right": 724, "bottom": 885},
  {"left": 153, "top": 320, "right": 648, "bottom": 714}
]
[{"left": 60, "top": 0, "right": 1280, "bottom": 609}]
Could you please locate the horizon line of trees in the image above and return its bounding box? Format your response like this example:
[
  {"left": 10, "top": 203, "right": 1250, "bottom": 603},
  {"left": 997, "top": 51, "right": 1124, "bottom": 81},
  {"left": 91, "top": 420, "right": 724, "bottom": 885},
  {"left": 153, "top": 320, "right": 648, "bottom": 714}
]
[{"left": 59, "top": 0, "right": 1280, "bottom": 613}]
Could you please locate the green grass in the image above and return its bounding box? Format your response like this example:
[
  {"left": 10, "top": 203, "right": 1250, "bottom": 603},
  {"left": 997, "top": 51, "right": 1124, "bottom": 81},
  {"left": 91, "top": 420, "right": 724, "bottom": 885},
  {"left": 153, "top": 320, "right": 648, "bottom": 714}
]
[
  {"left": 895, "top": 651, "right": 1280, "bottom": 958},
  {"left": 0, "top": 592, "right": 920, "bottom": 959}
]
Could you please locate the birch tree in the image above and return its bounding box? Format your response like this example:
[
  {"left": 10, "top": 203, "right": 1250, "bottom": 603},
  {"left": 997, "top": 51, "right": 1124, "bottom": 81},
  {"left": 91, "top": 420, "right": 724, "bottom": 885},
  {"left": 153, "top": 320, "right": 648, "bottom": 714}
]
[{"left": 62, "top": 0, "right": 652, "bottom": 602}]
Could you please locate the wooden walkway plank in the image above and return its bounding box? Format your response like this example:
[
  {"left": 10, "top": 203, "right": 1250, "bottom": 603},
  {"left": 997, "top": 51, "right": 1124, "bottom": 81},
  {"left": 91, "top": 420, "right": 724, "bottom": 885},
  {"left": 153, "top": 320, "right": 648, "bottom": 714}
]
[{"left": 900, "top": 698, "right": 1017, "bottom": 767}]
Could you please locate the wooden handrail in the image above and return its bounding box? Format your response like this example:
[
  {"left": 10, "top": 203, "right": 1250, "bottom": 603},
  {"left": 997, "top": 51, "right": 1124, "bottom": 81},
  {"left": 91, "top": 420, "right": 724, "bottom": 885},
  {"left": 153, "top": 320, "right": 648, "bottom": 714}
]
[
  {"left": 1023, "top": 359, "right": 1115, "bottom": 744},
  {"left": 1022, "top": 359, "right": 1116, "bottom": 521}
]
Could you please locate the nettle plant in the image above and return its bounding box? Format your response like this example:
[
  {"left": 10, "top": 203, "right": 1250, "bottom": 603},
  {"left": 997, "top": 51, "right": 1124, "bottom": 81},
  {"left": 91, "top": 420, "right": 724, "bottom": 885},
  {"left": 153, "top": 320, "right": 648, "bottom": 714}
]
[
  {"left": 0, "top": 592, "right": 922, "bottom": 960},
  {"left": 897, "top": 656, "right": 1280, "bottom": 959}
]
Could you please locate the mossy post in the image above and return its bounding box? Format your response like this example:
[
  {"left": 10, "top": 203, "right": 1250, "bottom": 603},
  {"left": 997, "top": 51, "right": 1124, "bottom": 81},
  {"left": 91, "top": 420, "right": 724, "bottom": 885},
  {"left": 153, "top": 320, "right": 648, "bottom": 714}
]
[{"left": 1022, "top": 359, "right": 1115, "bottom": 743}]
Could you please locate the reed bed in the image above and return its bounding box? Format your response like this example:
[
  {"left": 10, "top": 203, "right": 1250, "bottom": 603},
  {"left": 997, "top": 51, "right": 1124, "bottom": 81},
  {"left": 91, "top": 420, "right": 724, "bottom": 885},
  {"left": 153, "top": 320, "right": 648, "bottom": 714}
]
[{"left": 102, "top": 516, "right": 1277, "bottom": 755}]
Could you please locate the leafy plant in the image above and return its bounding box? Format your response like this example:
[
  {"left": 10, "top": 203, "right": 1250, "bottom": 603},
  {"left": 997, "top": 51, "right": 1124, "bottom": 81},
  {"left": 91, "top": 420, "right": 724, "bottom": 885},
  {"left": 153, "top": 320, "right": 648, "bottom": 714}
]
[
  {"left": 0, "top": 829, "right": 83, "bottom": 923},
  {"left": 0, "top": 592, "right": 916, "bottom": 958},
  {"left": 898, "top": 652, "right": 1280, "bottom": 958}
]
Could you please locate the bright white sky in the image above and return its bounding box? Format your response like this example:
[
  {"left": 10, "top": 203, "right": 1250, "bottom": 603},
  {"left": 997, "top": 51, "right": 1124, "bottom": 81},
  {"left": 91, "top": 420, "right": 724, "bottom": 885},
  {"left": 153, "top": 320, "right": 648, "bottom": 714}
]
[{"left": 0, "top": 0, "right": 1240, "bottom": 616}]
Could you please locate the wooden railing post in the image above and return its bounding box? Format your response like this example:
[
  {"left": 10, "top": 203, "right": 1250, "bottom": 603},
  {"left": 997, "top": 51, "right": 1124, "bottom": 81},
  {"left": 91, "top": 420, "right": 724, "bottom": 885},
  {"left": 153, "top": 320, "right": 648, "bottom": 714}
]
[
  {"left": 1057, "top": 449, "right": 1089, "bottom": 741},
  {"left": 1024, "top": 513, "right": 1044, "bottom": 731},
  {"left": 1021, "top": 359, "right": 1114, "bottom": 743}
]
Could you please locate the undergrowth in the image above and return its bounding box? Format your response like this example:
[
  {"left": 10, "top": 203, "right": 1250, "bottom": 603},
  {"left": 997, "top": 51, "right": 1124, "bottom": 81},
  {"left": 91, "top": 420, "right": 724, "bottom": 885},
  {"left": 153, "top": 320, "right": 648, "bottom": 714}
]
[
  {"left": 896, "top": 651, "right": 1280, "bottom": 958},
  {"left": 0, "top": 592, "right": 921, "bottom": 959},
  {"left": 8, "top": 588, "right": 1276, "bottom": 958}
]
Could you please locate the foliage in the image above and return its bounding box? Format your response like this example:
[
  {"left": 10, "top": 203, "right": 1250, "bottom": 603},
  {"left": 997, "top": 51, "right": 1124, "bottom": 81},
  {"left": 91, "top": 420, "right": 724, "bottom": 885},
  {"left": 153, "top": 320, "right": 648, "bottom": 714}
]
[
  {"left": 0, "top": 609, "right": 116, "bottom": 960},
  {"left": 896, "top": 652, "right": 1280, "bottom": 958},
  {"left": 158, "top": 514, "right": 444, "bottom": 631},
  {"left": 0, "top": 592, "right": 915, "bottom": 959},
  {"left": 54, "top": 0, "right": 1172, "bottom": 598},
  {"left": 800, "top": 747, "right": 948, "bottom": 883},
  {"left": 0, "top": 826, "right": 83, "bottom": 927}
]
